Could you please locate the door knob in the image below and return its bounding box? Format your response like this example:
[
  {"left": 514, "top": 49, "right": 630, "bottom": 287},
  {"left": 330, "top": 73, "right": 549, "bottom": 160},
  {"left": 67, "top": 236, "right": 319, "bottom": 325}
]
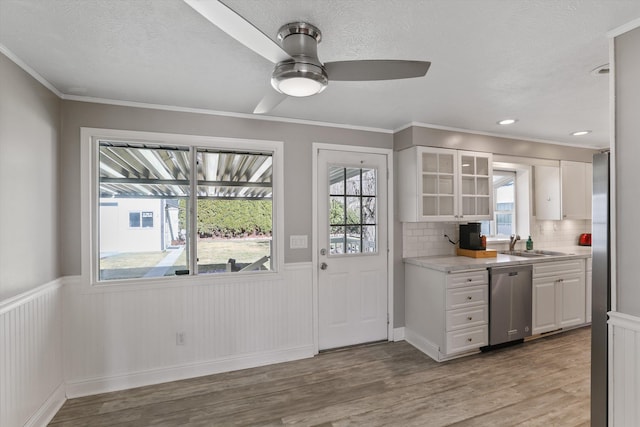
[{"left": 320, "top": 262, "right": 328, "bottom": 270}]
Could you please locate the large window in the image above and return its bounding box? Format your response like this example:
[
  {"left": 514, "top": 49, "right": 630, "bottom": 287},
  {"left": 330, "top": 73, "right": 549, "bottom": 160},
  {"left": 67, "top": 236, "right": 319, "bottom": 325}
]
[
  {"left": 97, "top": 139, "right": 276, "bottom": 282},
  {"left": 480, "top": 170, "right": 516, "bottom": 237}
]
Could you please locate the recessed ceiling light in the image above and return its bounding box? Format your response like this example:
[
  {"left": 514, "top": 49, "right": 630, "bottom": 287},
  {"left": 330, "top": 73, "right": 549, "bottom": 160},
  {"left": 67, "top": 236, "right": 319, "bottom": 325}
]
[
  {"left": 571, "top": 130, "right": 591, "bottom": 136},
  {"left": 497, "top": 119, "right": 518, "bottom": 125}
]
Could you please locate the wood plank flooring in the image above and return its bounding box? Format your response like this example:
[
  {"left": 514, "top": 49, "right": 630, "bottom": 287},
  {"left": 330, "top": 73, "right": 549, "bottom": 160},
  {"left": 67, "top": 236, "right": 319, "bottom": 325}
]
[{"left": 50, "top": 326, "right": 591, "bottom": 426}]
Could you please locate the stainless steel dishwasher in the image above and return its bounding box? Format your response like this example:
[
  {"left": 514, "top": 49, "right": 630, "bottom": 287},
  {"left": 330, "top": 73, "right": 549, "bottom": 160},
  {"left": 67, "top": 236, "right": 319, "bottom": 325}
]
[{"left": 489, "top": 264, "right": 533, "bottom": 346}]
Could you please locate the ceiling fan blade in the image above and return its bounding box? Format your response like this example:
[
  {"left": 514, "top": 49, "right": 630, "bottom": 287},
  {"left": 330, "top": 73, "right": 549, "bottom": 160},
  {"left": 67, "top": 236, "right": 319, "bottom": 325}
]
[
  {"left": 253, "top": 90, "right": 288, "bottom": 114},
  {"left": 183, "top": 0, "right": 291, "bottom": 64},
  {"left": 325, "top": 60, "right": 431, "bottom": 81}
]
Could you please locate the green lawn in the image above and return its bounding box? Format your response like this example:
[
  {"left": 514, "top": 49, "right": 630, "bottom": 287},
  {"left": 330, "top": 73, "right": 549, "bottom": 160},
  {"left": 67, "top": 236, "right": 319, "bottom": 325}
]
[{"left": 100, "top": 238, "right": 272, "bottom": 280}]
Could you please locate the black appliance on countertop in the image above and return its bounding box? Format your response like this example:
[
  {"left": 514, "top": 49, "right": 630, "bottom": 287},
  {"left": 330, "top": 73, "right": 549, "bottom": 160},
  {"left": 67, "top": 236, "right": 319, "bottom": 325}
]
[{"left": 459, "top": 222, "right": 483, "bottom": 250}]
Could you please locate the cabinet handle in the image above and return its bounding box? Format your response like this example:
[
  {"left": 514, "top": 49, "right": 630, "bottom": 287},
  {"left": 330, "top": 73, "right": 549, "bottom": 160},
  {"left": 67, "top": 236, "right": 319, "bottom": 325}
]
[
  {"left": 467, "top": 316, "right": 473, "bottom": 321},
  {"left": 467, "top": 338, "right": 473, "bottom": 342},
  {"left": 467, "top": 278, "right": 473, "bottom": 282},
  {"left": 467, "top": 296, "right": 472, "bottom": 300}
]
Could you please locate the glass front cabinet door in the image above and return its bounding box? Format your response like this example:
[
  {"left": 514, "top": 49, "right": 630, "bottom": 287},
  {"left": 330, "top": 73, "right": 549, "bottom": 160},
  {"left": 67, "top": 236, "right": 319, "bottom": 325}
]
[
  {"left": 398, "top": 146, "right": 493, "bottom": 222},
  {"left": 459, "top": 151, "right": 492, "bottom": 221}
]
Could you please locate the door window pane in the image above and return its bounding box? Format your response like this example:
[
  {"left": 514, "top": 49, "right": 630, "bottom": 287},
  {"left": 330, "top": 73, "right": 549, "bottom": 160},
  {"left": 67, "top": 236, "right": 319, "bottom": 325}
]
[
  {"left": 345, "top": 168, "right": 361, "bottom": 195},
  {"left": 328, "top": 166, "right": 377, "bottom": 255}
]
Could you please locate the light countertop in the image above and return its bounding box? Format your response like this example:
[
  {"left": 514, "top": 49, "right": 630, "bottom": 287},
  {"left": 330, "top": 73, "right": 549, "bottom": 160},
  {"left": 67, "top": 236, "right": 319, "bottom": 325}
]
[{"left": 404, "top": 246, "right": 592, "bottom": 272}]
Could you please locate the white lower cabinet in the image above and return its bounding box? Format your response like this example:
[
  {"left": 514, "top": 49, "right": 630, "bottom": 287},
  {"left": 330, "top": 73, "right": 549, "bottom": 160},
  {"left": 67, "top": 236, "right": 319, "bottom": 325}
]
[
  {"left": 405, "top": 264, "right": 488, "bottom": 362},
  {"left": 532, "top": 259, "right": 586, "bottom": 335}
]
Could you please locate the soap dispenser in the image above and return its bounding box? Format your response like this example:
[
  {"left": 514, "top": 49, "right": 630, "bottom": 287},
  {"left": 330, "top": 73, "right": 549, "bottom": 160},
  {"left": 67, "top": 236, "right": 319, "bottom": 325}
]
[{"left": 526, "top": 236, "right": 534, "bottom": 250}]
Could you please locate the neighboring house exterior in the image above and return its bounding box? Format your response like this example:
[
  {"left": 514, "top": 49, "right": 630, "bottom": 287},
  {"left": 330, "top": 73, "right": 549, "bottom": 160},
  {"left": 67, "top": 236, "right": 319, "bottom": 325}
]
[{"left": 99, "top": 198, "right": 180, "bottom": 254}]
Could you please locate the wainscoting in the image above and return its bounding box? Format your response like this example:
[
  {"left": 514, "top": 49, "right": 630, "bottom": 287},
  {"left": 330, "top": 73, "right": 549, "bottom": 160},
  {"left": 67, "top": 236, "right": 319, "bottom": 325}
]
[
  {"left": 63, "top": 263, "right": 314, "bottom": 398},
  {"left": 0, "top": 279, "right": 65, "bottom": 427},
  {"left": 609, "top": 311, "right": 640, "bottom": 426}
]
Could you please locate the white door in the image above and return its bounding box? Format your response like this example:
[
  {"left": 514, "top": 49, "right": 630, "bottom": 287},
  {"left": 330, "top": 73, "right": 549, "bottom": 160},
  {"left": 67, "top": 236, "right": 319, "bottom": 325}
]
[{"left": 317, "top": 149, "right": 388, "bottom": 350}]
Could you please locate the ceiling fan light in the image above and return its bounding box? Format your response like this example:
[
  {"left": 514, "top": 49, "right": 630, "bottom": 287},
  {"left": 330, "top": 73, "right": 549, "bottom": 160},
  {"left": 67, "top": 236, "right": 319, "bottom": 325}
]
[
  {"left": 271, "top": 62, "right": 328, "bottom": 97},
  {"left": 276, "top": 77, "right": 325, "bottom": 97}
]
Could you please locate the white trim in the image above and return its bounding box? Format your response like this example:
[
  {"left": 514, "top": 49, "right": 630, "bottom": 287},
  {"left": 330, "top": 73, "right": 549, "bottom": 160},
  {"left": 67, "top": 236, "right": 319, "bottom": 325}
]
[
  {"left": 0, "top": 43, "right": 64, "bottom": 98},
  {"left": 609, "top": 37, "right": 618, "bottom": 312},
  {"left": 393, "top": 327, "right": 405, "bottom": 342},
  {"left": 23, "top": 384, "right": 66, "bottom": 427},
  {"left": 607, "top": 17, "right": 640, "bottom": 39},
  {"left": 0, "top": 278, "right": 63, "bottom": 315},
  {"left": 608, "top": 311, "right": 640, "bottom": 332},
  {"left": 311, "top": 143, "right": 395, "bottom": 352},
  {"left": 396, "top": 121, "right": 606, "bottom": 150},
  {"left": 65, "top": 345, "right": 314, "bottom": 399},
  {"left": 81, "top": 127, "right": 285, "bottom": 287},
  {"left": 405, "top": 328, "right": 440, "bottom": 361}
]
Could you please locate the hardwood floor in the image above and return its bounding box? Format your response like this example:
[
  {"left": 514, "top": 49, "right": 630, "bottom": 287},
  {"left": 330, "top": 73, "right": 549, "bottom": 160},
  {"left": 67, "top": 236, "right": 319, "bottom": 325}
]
[{"left": 50, "top": 327, "right": 591, "bottom": 426}]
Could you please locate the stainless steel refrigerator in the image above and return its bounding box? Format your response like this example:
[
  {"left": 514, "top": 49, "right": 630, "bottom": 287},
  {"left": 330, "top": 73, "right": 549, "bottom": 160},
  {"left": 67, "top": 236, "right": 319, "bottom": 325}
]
[{"left": 591, "top": 151, "right": 611, "bottom": 427}]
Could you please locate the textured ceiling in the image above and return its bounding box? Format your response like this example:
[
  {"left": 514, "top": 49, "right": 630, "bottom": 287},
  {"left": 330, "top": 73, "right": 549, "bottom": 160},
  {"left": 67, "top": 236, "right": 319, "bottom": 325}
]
[{"left": 2, "top": 0, "right": 639, "bottom": 149}]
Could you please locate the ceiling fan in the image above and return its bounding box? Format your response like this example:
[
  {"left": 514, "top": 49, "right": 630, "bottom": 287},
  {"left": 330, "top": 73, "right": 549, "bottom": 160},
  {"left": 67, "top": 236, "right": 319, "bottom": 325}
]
[{"left": 184, "top": 0, "right": 431, "bottom": 114}]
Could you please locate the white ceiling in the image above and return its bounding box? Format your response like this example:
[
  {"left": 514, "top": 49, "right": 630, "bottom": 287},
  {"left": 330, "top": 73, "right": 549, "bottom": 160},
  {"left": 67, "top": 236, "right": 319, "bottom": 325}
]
[{"left": 2, "top": 0, "right": 639, "bottom": 149}]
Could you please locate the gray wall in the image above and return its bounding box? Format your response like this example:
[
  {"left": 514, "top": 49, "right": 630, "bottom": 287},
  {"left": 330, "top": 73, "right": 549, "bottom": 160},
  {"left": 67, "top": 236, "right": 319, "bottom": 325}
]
[
  {"left": 58, "top": 101, "right": 393, "bottom": 275},
  {"left": 614, "top": 26, "right": 640, "bottom": 317},
  {"left": 0, "top": 53, "right": 60, "bottom": 300},
  {"left": 396, "top": 125, "right": 599, "bottom": 162}
]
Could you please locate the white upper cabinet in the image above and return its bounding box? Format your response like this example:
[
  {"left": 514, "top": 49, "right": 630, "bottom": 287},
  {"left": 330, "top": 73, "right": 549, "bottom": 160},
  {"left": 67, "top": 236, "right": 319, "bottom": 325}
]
[
  {"left": 534, "top": 161, "right": 592, "bottom": 220},
  {"left": 459, "top": 153, "right": 492, "bottom": 220},
  {"left": 398, "top": 146, "right": 492, "bottom": 222},
  {"left": 561, "top": 161, "right": 592, "bottom": 220},
  {"left": 534, "top": 165, "right": 561, "bottom": 220}
]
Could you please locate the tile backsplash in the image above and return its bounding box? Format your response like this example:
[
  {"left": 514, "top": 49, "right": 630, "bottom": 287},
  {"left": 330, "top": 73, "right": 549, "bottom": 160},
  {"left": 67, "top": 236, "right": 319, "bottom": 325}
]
[{"left": 402, "top": 219, "right": 591, "bottom": 258}]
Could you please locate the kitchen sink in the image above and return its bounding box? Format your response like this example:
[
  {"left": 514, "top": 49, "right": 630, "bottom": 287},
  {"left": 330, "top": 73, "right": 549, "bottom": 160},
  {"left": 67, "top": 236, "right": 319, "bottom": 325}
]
[{"left": 500, "top": 250, "right": 566, "bottom": 257}]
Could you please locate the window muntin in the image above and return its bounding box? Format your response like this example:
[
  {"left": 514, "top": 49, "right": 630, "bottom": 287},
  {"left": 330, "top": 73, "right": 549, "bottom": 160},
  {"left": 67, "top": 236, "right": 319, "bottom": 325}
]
[
  {"left": 97, "top": 141, "right": 275, "bottom": 282},
  {"left": 328, "top": 166, "right": 377, "bottom": 255},
  {"left": 480, "top": 170, "right": 516, "bottom": 237}
]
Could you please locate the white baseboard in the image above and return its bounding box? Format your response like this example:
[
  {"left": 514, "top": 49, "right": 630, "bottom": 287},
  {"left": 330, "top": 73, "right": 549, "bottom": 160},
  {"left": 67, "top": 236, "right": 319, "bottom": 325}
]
[
  {"left": 66, "top": 345, "right": 315, "bottom": 398},
  {"left": 24, "top": 383, "right": 66, "bottom": 427},
  {"left": 405, "top": 328, "right": 441, "bottom": 361},
  {"left": 393, "top": 327, "right": 405, "bottom": 341}
]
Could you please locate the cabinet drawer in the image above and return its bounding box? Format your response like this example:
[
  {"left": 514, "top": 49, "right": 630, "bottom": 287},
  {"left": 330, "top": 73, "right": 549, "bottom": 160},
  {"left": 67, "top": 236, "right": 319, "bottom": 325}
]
[
  {"left": 446, "top": 325, "right": 488, "bottom": 354},
  {"left": 446, "top": 285, "right": 487, "bottom": 310},
  {"left": 447, "top": 270, "right": 488, "bottom": 289},
  {"left": 446, "top": 306, "right": 488, "bottom": 331},
  {"left": 533, "top": 259, "right": 585, "bottom": 278}
]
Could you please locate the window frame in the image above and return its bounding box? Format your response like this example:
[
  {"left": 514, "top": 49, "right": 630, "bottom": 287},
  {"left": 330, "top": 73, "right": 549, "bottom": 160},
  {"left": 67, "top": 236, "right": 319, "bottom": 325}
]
[
  {"left": 481, "top": 170, "right": 517, "bottom": 238},
  {"left": 82, "top": 128, "right": 284, "bottom": 287}
]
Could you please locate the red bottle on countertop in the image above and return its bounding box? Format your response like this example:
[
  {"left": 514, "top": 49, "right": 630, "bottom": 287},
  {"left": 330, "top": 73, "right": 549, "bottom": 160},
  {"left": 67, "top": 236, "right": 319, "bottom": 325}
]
[{"left": 579, "top": 233, "right": 592, "bottom": 246}]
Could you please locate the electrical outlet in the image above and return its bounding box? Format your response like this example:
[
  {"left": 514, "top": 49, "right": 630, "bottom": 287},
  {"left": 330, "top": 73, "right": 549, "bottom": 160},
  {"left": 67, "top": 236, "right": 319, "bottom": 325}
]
[{"left": 176, "top": 332, "right": 186, "bottom": 346}]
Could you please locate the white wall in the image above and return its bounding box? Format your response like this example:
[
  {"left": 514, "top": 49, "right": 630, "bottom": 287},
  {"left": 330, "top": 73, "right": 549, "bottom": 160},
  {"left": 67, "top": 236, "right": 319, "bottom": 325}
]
[
  {"left": 0, "top": 281, "right": 65, "bottom": 427},
  {"left": 64, "top": 264, "right": 314, "bottom": 397}
]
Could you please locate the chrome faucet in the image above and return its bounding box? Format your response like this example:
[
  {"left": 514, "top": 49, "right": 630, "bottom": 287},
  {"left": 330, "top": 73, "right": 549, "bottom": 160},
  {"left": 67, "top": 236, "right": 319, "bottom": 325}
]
[{"left": 509, "top": 234, "right": 521, "bottom": 251}]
